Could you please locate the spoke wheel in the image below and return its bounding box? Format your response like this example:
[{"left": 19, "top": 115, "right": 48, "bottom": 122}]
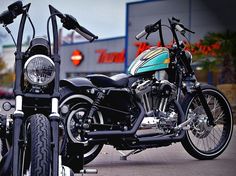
[{"left": 182, "top": 85, "right": 233, "bottom": 159}]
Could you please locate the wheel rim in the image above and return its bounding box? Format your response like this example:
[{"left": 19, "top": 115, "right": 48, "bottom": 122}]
[
  {"left": 60, "top": 95, "right": 104, "bottom": 158},
  {"left": 186, "top": 89, "right": 233, "bottom": 156}
]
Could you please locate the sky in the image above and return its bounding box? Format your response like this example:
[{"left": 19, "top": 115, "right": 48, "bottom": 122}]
[{"left": 0, "top": 0, "right": 142, "bottom": 49}]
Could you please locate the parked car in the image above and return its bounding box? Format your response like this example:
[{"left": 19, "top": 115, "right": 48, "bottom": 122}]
[{"left": 0, "top": 87, "right": 14, "bottom": 99}]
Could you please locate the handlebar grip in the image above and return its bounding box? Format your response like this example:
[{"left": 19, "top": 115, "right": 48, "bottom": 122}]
[
  {"left": 135, "top": 30, "right": 147, "bottom": 40},
  {"left": 75, "top": 27, "right": 98, "bottom": 42},
  {"left": 175, "top": 24, "right": 185, "bottom": 35},
  {"left": 8, "top": 1, "right": 23, "bottom": 17},
  {"left": 0, "top": 10, "right": 14, "bottom": 25},
  {"left": 79, "top": 26, "right": 98, "bottom": 39},
  {"left": 0, "top": 1, "right": 23, "bottom": 25}
]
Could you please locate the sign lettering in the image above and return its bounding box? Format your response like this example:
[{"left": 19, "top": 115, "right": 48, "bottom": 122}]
[{"left": 96, "top": 49, "right": 125, "bottom": 63}]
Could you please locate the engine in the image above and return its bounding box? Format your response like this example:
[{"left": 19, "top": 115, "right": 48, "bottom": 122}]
[{"left": 133, "top": 79, "right": 178, "bottom": 134}]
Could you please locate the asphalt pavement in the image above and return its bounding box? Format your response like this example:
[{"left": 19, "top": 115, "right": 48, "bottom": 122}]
[
  {"left": 0, "top": 99, "right": 235, "bottom": 176},
  {"left": 81, "top": 131, "right": 236, "bottom": 176}
]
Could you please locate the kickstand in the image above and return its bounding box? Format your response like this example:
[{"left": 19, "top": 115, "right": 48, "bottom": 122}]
[
  {"left": 80, "top": 169, "right": 98, "bottom": 176},
  {"left": 118, "top": 149, "right": 145, "bottom": 160}
]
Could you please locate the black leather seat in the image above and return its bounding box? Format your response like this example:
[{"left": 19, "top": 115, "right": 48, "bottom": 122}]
[{"left": 86, "top": 73, "right": 129, "bottom": 88}]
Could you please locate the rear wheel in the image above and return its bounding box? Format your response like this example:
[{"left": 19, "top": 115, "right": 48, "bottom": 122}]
[
  {"left": 60, "top": 87, "right": 104, "bottom": 167},
  {"left": 30, "top": 114, "right": 51, "bottom": 176},
  {"left": 181, "top": 85, "right": 233, "bottom": 160}
]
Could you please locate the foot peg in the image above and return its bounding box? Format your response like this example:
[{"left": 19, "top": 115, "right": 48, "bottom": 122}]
[{"left": 80, "top": 169, "right": 98, "bottom": 174}]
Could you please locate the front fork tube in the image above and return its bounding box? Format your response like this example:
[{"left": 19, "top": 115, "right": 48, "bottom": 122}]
[
  {"left": 50, "top": 98, "right": 60, "bottom": 176},
  {"left": 50, "top": 120, "right": 59, "bottom": 176},
  {"left": 12, "top": 96, "right": 24, "bottom": 176},
  {"left": 195, "top": 84, "right": 215, "bottom": 126}
]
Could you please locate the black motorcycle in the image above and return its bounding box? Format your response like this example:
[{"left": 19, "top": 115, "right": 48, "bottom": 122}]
[
  {"left": 59, "top": 17, "right": 234, "bottom": 171},
  {"left": 0, "top": 1, "right": 97, "bottom": 175}
]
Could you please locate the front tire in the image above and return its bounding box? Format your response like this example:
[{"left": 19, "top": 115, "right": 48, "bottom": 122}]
[
  {"left": 30, "top": 114, "right": 51, "bottom": 176},
  {"left": 181, "top": 85, "right": 233, "bottom": 160}
]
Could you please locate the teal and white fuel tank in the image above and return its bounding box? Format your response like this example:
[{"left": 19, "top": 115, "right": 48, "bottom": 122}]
[{"left": 128, "top": 47, "right": 170, "bottom": 76}]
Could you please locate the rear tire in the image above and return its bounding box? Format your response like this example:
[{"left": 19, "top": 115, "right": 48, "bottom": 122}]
[
  {"left": 181, "top": 84, "right": 233, "bottom": 160},
  {"left": 30, "top": 114, "right": 51, "bottom": 176}
]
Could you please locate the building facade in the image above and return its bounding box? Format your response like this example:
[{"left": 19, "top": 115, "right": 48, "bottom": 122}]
[
  {"left": 60, "top": 37, "right": 125, "bottom": 79},
  {"left": 1, "top": 0, "right": 235, "bottom": 79}
]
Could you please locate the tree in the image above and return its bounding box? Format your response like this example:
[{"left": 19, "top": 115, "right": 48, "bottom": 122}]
[
  {"left": 1, "top": 31, "right": 14, "bottom": 87},
  {"left": 0, "top": 57, "right": 14, "bottom": 87},
  {"left": 202, "top": 31, "right": 236, "bottom": 83},
  {"left": 189, "top": 31, "right": 236, "bottom": 84},
  {"left": 0, "top": 57, "right": 6, "bottom": 72}
]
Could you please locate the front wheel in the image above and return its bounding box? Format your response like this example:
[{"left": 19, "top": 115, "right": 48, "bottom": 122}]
[
  {"left": 181, "top": 85, "right": 233, "bottom": 160},
  {"left": 30, "top": 114, "right": 51, "bottom": 176}
]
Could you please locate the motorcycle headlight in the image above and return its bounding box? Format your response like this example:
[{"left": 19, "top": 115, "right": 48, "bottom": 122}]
[{"left": 24, "top": 54, "right": 55, "bottom": 86}]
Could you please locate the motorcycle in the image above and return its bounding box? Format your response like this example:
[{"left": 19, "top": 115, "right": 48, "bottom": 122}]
[
  {"left": 0, "top": 1, "right": 98, "bottom": 175},
  {"left": 59, "top": 17, "right": 234, "bottom": 172}
]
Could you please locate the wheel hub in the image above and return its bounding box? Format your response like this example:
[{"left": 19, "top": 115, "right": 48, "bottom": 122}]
[
  {"left": 192, "top": 115, "right": 212, "bottom": 138},
  {"left": 68, "top": 108, "right": 87, "bottom": 142}
]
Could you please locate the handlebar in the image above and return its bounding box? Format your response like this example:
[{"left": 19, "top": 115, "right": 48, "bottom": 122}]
[
  {"left": 168, "top": 17, "right": 195, "bottom": 48},
  {"left": 135, "top": 20, "right": 160, "bottom": 40},
  {"left": 0, "top": 2, "right": 98, "bottom": 42},
  {"left": 170, "top": 17, "right": 195, "bottom": 35},
  {"left": 135, "top": 17, "right": 195, "bottom": 50},
  {"left": 75, "top": 25, "right": 98, "bottom": 42},
  {"left": 60, "top": 14, "right": 98, "bottom": 42},
  {"left": 135, "top": 30, "right": 147, "bottom": 40},
  {"left": 48, "top": 5, "right": 98, "bottom": 42}
]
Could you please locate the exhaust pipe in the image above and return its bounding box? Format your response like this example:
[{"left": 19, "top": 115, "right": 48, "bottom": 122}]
[
  {"left": 87, "top": 100, "right": 186, "bottom": 143},
  {"left": 137, "top": 129, "right": 185, "bottom": 145},
  {"left": 86, "top": 103, "right": 145, "bottom": 138}
]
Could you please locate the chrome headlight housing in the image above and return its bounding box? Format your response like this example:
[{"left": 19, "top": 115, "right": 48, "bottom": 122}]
[{"left": 24, "top": 54, "right": 55, "bottom": 86}]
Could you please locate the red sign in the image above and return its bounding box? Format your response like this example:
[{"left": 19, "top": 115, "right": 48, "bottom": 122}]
[
  {"left": 134, "top": 42, "right": 152, "bottom": 57},
  {"left": 134, "top": 41, "right": 175, "bottom": 57},
  {"left": 96, "top": 49, "right": 125, "bottom": 63},
  {"left": 71, "top": 50, "right": 84, "bottom": 66}
]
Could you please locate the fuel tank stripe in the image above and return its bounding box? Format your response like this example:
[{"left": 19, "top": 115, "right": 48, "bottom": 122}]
[
  {"left": 130, "top": 47, "right": 169, "bottom": 75},
  {"left": 131, "top": 51, "right": 166, "bottom": 75},
  {"left": 144, "top": 48, "right": 163, "bottom": 59}
]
